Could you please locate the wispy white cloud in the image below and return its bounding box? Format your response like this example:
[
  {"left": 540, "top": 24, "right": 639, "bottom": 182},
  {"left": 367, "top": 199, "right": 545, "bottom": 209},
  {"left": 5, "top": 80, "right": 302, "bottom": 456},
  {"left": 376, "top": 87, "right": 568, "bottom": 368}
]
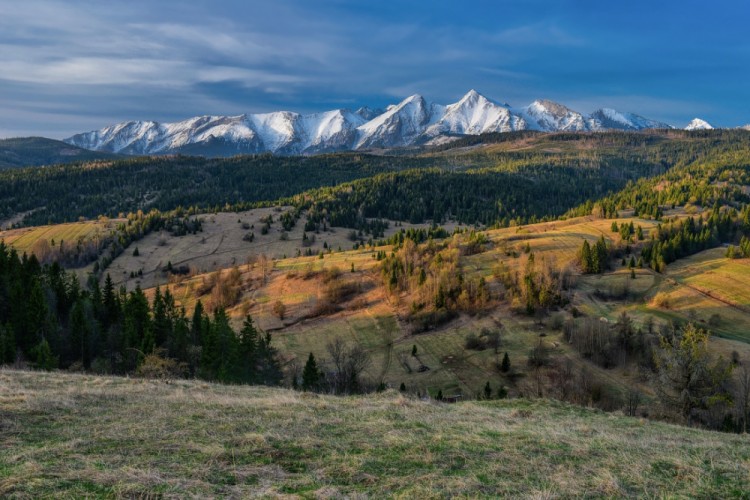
[
  {"left": 488, "top": 22, "right": 585, "bottom": 47},
  {"left": 0, "top": 0, "right": 745, "bottom": 137}
]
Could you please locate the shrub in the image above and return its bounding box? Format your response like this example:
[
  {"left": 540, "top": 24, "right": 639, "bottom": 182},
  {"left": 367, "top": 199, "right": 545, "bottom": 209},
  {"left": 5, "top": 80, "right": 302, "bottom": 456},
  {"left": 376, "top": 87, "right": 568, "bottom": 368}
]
[
  {"left": 273, "top": 300, "right": 286, "bottom": 320},
  {"left": 464, "top": 333, "right": 485, "bottom": 351},
  {"left": 708, "top": 313, "right": 722, "bottom": 327},
  {"left": 409, "top": 309, "right": 457, "bottom": 333},
  {"left": 651, "top": 292, "right": 670, "bottom": 309},
  {"left": 549, "top": 313, "right": 565, "bottom": 330},
  {"left": 136, "top": 350, "right": 187, "bottom": 379}
]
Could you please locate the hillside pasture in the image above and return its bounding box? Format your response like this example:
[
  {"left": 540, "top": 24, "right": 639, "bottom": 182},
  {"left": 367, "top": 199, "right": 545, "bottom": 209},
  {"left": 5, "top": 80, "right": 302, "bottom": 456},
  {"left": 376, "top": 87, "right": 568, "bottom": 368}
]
[
  {"left": 141, "top": 214, "right": 750, "bottom": 400},
  {"left": 3, "top": 369, "right": 749, "bottom": 498},
  {"left": 108, "top": 207, "right": 458, "bottom": 291}
]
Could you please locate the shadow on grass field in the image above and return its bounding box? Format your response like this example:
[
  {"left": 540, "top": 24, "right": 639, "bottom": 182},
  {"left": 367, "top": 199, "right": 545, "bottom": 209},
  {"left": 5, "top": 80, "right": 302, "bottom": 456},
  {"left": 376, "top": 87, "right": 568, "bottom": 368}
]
[{"left": 1, "top": 369, "right": 749, "bottom": 497}]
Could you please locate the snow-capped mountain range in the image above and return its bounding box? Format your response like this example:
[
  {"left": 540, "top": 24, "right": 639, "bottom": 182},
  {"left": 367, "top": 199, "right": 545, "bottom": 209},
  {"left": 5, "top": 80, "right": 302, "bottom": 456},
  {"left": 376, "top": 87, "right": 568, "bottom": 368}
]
[{"left": 65, "top": 90, "right": 711, "bottom": 156}]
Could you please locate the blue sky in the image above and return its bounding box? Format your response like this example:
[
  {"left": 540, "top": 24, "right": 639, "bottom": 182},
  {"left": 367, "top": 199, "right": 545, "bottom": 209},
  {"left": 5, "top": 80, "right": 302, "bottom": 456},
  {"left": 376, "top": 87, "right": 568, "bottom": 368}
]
[{"left": 1, "top": 0, "right": 748, "bottom": 138}]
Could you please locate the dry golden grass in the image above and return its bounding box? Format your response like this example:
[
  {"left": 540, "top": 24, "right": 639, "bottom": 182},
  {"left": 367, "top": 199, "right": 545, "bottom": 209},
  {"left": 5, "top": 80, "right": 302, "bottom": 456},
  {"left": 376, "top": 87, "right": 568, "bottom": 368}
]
[
  {"left": 107, "top": 208, "right": 457, "bottom": 291},
  {"left": 1, "top": 369, "right": 749, "bottom": 498},
  {"left": 137, "top": 214, "right": 750, "bottom": 399},
  {"left": 0, "top": 219, "right": 116, "bottom": 255}
]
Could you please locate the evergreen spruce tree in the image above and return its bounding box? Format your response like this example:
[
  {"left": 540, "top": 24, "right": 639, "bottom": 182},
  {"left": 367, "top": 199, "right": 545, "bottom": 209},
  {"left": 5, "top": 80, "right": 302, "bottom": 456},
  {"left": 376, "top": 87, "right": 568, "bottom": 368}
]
[
  {"left": 152, "top": 287, "right": 171, "bottom": 348},
  {"left": 580, "top": 240, "right": 592, "bottom": 273},
  {"left": 237, "top": 315, "right": 259, "bottom": 383},
  {"left": 170, "top": 312, "right": 189, "bottom": 361},
  {"left": 302, "top": 352, "right": 321, "bottom": 391},
  {"left": 0, "top": 325, "right": 16, "bottom": 365},
  {"left": 191, "top": 300, "right": 205, "bottom": 346},
  {"left": 484, "top": 381, "right": 492, "bottom": 399},
  {"left": 32, "top": 338, "right": 57, "bottom": 371},
  {"left": 210, "top": 307, "right": 239, "bottom": 383},
  {"left": 501, "top": 352, "right": 511, "bottom": 373},
  {"left": 199, "top": 315, "right": 218, "bottom": 380},
  {"left": 69, "top": 299, "right": 91, "bottom": 369},
  {"left": 255, "top": 331, "right": 283, "bottom": 386}
]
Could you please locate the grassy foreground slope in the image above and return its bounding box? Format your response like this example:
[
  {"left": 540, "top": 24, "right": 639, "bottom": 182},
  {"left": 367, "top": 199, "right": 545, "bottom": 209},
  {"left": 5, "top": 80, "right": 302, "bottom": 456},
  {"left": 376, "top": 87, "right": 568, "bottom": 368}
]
[{"left": 1, "top": 370, "right": 749, "bottom": 498}]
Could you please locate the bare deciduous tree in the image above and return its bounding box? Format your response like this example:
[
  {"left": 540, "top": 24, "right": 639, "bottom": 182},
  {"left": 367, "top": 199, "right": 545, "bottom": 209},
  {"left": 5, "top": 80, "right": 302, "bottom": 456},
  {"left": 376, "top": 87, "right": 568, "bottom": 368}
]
[
  {"left": 325, "top": 337, "right": 371, "bottom": 394},
  {"left": 733, "top": 363, "right": 750, "bottom": 433}
]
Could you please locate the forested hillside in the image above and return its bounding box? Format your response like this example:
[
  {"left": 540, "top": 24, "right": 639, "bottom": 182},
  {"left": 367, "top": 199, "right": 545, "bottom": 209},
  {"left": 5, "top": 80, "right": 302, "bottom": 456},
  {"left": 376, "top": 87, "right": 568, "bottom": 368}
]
[
  {"left": 0, "top": 153, "right": 434, "bottom": 226},
  {"left": 4, "top": 130, "right": 749, "bottom": 229}
]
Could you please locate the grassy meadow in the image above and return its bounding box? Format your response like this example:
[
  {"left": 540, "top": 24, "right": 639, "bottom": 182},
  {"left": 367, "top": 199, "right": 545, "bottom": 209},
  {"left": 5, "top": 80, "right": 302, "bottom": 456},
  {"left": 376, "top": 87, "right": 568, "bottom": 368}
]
[
  {"left": 2, "top": 369, "right": 749, "bottom": 498},
  {"left": 134, "top": 213, "right": 750, "bottom": 401},
  {"left": 0, "top": 219, "right": 115, "bottom": 255}
]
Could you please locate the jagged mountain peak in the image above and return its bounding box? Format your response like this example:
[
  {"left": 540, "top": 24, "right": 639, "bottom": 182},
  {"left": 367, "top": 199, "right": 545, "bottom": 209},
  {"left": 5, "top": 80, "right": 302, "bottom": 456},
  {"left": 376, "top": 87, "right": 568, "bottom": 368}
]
[
  {"left": 457, "top": 89, "right": 486, "bottom": 103},
  {"left": 529, "top": 99, "right": 573, "bottom": 115},
  {"left": 65, "top": 90, "right": 698, "bottom": 156},
  {"left": 522, "top": 99, "right": 587, "bottom": 131},
  {"left": 355, "top": 106, "right": 382, "bottom": 121},
  {"left": 428, "top": 90, "right": 521, "bottom": 136}
]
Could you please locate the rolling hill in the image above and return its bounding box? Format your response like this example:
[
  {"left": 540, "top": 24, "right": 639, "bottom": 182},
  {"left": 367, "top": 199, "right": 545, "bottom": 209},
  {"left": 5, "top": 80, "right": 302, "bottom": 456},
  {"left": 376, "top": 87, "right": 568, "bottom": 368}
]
[
  {"left": 0, "top": 137, "right": 117, "bottom": 169},
  {"left": 1, "top": 369, "right": 747, "bottom": 498}
]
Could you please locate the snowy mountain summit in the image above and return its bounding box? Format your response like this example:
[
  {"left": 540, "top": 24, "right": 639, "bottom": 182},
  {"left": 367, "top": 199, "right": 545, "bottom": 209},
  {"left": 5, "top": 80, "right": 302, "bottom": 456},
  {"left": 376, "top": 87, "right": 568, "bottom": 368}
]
[
  {"left": 66, "top": 90, "right": 680, "bottom": 156},
  {"left": 684, "top": 118, "right": 713, "bottom": 131}
]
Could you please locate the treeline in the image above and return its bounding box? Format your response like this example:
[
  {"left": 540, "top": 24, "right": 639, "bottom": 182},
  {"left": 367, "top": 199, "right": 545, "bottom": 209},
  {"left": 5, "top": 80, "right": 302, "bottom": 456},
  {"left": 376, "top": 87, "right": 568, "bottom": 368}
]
[
  {"left": 579, "top": 236, "right": 610, "bottom": 274},
  {"left": 291, "top": 133, "right": 750, "bottom": 231},
  {"left": 496, "top": 252, "right": 573, "bottom": 315},
  {"left": 726, "top": 236, "right": 750, "bottom": 258},
  {"left": 30, "top": 209, "right": 202, "bottom": 279},
  {"left": 0, "top": 153, "right": 435, "bottom": 226},
  {"left": 641, "top": 207, "right": 749, "bottom": 271},
  {"left": 292, "top": 161, "right": 656, "bottom": 232},
  {"left": 561, "top": 314, "right": 747, "bottom": 431},
  {"left": 567, "top": 138, "right": 750, "bottom": 220},
  {"left": 379, "top": 233, "right": 491, "bottom": 331},
  {"left": 0, "top": 242, "right": 281, "bottom": 384},
  {"left": 7, "top": 130, "right": 745, "bottom": 232}
]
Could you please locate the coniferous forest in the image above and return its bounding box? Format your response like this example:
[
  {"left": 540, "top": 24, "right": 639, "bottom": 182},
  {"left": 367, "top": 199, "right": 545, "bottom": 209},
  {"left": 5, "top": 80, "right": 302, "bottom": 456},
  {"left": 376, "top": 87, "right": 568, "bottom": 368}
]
[
  {"left": 0, "top": 242, "right": 281, "bottom": 384},
  {"left": 3, "top": 129, "right": 750, "bottom": 417}
]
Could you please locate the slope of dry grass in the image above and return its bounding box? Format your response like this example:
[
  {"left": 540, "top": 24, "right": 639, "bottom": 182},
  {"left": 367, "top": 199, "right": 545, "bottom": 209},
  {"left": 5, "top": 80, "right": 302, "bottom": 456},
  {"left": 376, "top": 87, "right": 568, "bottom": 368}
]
[{"left": 1, "top": 369, "right": 749, "bottom": 498}]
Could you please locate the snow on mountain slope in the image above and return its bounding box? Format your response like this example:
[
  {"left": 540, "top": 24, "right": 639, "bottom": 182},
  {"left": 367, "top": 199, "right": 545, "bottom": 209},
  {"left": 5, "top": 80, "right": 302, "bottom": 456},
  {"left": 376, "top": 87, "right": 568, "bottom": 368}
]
[
  {"left": 65, "top": 91, "right": 697, "bottom": 156},
  {"left": 296, "top": 109, "right": 364, "bottom": 153},
  {"left": 424, "top": 90, "right": 526, "bottom": 136},
  {"left": 519, "top": 100, "right": 588, "bottom": 131},
  {"left": 589, "top": 108, "right": 672, "bottom": 131},
  {"left": 685, "top": 118, "right": 713, "bottom": 130},
  {"left": 164, "top": 115, "right": 262, "bottom": 153},
  {"left": 68, "top": 120, "right": 162, "bottom": 154},
  {"left": 355, "top": 94, "right": 442, "bottom": 149},
  {"left": 355, "top": 106, "right": 382, "bottom": 121},
  {"left": 67, "top": 116, "right": 263, "bottom": 154},
  {"left": 246, "top": 112, "right": 299, "bottom": 152}
]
